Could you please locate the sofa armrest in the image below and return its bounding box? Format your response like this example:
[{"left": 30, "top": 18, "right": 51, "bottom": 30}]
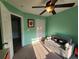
[{"left": 64, "top": 44, "right": 74, "bottom": 59}]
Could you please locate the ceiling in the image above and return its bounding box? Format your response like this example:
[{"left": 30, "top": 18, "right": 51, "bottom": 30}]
[{"left": 7, "top": 0, "right": 78, "bottom": 16}]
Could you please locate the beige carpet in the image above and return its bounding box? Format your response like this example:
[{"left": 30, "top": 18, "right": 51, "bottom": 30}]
[{"left": 13, "top": 42, "right": 62, "bottom": 59}]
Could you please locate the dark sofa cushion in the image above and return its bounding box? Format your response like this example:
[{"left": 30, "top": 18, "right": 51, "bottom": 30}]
[
  {"left": 58, "top": 39, "right": 67, "bottom": 45},
  {"left": 51, "top": 35, "right": 61, "bottom": 41},
  {"left": 51, "top": 35, "right": 68, "bottom": 46},
  {"left": 54, "top": 33, "right": 72, "bottom": 43}
]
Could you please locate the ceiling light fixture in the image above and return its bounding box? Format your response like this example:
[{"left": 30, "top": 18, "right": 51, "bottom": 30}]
[{"left": 46, "top": 6, "right": 54, "bottom": 13}]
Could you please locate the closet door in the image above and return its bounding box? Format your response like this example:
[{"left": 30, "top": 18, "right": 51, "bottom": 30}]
[{"left": 0, "top": 2, "right": 13, "bottom": 59}]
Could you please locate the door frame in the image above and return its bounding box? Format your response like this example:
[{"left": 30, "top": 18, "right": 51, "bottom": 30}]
[{"left": 10, "top": 12, "right": 24, "bottom": 54}]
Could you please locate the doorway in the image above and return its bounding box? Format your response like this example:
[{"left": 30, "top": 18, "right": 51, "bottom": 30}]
[
  {"left": 0, "top": 27, "right": 3, "bottom": 49},
  {"left": 0, "top": 17, "right": 2, "bottom": 49},
  {"left": 11, "top": 14, "right": 22, "bottom": 54}
]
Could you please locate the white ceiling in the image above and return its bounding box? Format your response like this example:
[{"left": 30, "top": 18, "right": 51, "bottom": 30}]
[{"left": 7, "top": 0, "right": 78, "bottom": 16}]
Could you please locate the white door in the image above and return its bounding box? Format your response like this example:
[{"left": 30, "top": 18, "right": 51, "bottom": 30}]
[
  {"left": 36, "top": 19, "right": 45, "bottom": 39},
  {"left": 0, "top": 2, "right": 13, "bottom": 59}
]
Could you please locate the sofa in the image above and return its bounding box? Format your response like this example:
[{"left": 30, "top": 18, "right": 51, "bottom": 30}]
[{"left": 43, "top": 34, "right": 74, "bottom": 59}]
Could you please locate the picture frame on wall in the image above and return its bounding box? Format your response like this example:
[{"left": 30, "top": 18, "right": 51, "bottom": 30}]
[{"left": 27, "top": 19, "right": 35, "bottom": 28}]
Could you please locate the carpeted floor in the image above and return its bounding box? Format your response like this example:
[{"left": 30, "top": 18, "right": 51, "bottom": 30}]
[
  {"left": 13, "top": 42, "right": 62, "bottom": 59},
  {"left": 13, "top": 41, "right": 78, "bottom": 59}
]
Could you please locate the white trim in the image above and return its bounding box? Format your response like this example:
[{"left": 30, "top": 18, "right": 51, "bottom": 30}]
[{"left": 10, "top": 12, "right": 23, "bottom": 18}]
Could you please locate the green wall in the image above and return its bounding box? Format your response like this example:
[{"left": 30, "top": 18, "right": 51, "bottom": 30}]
[
  {"left": 46, "top": 6, "right": 78, "bottom": 44},
  {"left": 1, "top": 0, "right": 46, "bottom": 46},
  {"left": 0, "top": 0, "right": 78, "bottom": 45}
]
